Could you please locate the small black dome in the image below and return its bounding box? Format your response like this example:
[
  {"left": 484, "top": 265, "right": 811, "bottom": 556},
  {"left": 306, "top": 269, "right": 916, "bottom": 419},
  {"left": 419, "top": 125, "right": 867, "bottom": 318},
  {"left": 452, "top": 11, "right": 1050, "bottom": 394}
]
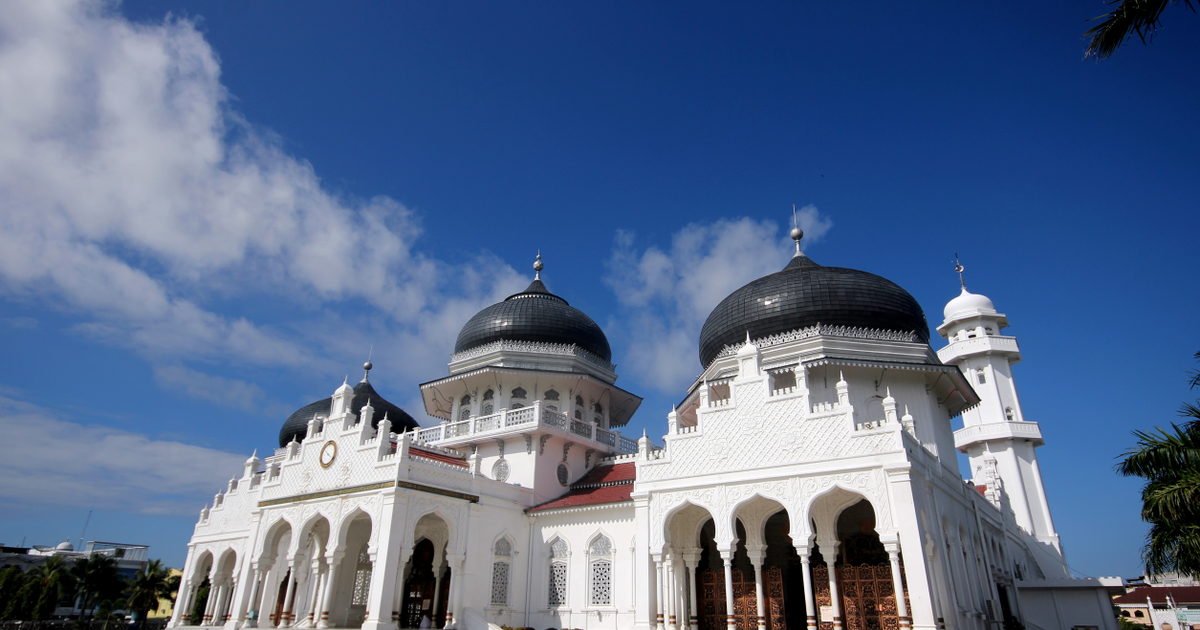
[
  {"left": 278, "top": 379, "right": 419, "bottom": 447},
  {"left": 698, "top": 254, "right": 929, "bottom": 367},
  {"left": 454, "top": 279, "right": 612, "bottom": 363}
]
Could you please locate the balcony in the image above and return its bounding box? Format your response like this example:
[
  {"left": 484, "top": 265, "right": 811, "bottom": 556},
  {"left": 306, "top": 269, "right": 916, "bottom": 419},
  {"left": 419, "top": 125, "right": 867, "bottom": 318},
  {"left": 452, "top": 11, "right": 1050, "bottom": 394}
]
[
  {"left": 409, "top": 400, "right": 638, "bottom": 453},
  {"left": 954, "top": 420, "right": 1044, "bottom": 450}
]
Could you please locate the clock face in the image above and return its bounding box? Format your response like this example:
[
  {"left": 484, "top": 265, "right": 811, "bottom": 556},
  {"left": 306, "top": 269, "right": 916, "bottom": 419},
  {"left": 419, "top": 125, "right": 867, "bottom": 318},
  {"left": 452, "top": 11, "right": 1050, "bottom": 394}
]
[{"left": 319, "top": 441, "right": 337, "bottom": 468}]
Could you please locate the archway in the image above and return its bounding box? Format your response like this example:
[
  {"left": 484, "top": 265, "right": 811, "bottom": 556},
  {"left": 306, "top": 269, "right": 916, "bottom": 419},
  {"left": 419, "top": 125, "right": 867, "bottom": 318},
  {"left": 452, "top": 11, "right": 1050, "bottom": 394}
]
[
  {"left": 252, "top": 518, "right": 293, "bottom": 628},
  {"left": 184, "top": 550, "right": 214, "bottom": 626},
  {"left": 291, "top": 515, "right": 331, "bottom": 628},
  {"left": 322, "top": 511, "right": 373, "bottom": 629},
  {"left": 811, "top": 498, "right": 909, "bottom": 630},
  {"left": 399, "top": 512, "right": 451, "bottom": 629}
]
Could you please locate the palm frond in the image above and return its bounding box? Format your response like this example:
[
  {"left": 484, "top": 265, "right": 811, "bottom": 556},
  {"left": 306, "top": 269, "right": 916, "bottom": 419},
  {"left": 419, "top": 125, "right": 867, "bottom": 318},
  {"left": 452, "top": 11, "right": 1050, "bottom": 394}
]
[
  {"left": 1083, "top": 0, "right": 1196, "bottom": 60},
  {"left": 1117, "top": 422, "right": 1200, "bottom": 479}
]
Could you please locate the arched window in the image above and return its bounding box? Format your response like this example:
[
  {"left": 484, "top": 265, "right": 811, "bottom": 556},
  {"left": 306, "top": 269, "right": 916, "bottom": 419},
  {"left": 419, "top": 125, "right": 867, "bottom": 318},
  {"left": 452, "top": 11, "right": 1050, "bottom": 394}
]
[
  {"left": 491, "top": 538, "right": 512, "bottom": 606},
  {"left": 593, "top": 402, "right": 603, "bottom": 414},
  {"left": 575, "top": 409, "right": 583, "bottom": 420},
  {"left": 975, "top": 368, "right": 987, "bottom": 385},
  {"left": 459, "top": 395, "right": 472, "bottom": 421},
  {"left": 548, "top": 538, "right": 569, "bottom": 607},
  {"left": 511, "top": 387, "right": 527, "bottom": 400},
  {"left": 483, "top": 389, "right": 494, "bottom": 414},
  {"left": 483, "top": 389, "right": 494, "bottom": 401},
  {"left": 575, "top": 395, "right": 584, "bottom": 407},
  {"left": 588, "top": 535, "right": 613, "bottom": 606},
  {"left": 545, "top": 389, "right": 559, "bottom": 401},
  {"left": 1005, "top": 407, "right": 1015, "bottom": 422},
  {"left": 483, "top": 402, "right": 494, "bottom": 415},
  {"left": 1135, "top": 611, "right": 1144, "bottom": 618}
]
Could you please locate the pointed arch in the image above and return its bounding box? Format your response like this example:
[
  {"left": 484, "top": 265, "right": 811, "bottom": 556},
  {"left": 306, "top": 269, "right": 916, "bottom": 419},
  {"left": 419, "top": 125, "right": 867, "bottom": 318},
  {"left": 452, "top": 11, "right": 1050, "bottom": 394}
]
[{"left": 727, "top": 492, "right": 789, "bottom": 549}]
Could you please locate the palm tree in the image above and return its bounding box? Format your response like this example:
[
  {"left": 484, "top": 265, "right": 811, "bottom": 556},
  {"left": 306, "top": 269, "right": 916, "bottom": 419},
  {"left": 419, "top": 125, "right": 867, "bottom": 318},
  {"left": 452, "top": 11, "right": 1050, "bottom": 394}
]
[
  {"left": 1117, "top": 350, "right": 1200, "bottom": 578},
  {"left": 126, "top": 560, "right": 174, "bottom": 626},
  {"left": 0, "top": 566, "right": 29, "bottom": 620},
  {"left": 20, "top": 556, "right": 76, "bottom": 620},
  {"left": 70, "top": 554, "right": 123, "bottom": 621},
  {"left": 1084, "top": 0, "right": 1197, "bottom": 59}
]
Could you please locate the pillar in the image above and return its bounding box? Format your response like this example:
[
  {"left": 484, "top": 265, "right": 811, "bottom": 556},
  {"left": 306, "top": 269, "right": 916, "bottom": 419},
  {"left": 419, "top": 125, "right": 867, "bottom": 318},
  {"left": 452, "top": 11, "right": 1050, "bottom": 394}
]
[
  {"left": 313, "top": 567, "right": 331, "bottom": 628},
  {"left": 721, "top": 550, "right": 736, "bottom": 630},
  {"left": 749, "top": 548, "right": 766, "bottom": 630},
  {"left": 317, "top": 548, "right": 345, "bottom": 629},
  {"left": 655, "top": 556, "right": 665, "bottom": 630},
  {"left": 280, "top": 567, "right": 298, "bottom": 628},
  {"left": 796, "top": 549, "right": 816, "bottom": 630},
  {"left": 256, "top": 563, "right": 278, "bottom": 627},
  {"left": 363, "top": 493, "right": 406, "bottom": 630},
  {"left": 445, "top": 554, "right": 464, "bottom": 629},
  {"left": 823, "top": 542, "right": 842, "bottom": 630},
  {"left": 888, "top": 542, "right": 912, "bottom": 624},
  {"left": 174, "top": 580, "right": 194, "bottom": 627},
  {"left": 666, "top": 551, "right": 677, "bottom": 630},
  {"left": 304, "top": 560, "right": 323, "bottom": 627},
  {"left": 392, "top": 549, "right": 412, "bottom": 623},
  {"left": 244, "top": 567, "right": 263, "bottom": 628},
  {"left": 684, "top": 553, "right": 700, "bottom": 630}
]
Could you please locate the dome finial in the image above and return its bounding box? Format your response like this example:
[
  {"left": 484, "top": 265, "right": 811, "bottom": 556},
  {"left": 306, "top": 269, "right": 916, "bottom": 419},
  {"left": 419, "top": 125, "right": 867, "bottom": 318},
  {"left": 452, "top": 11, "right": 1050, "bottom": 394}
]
[
  {"left": 790, "top": 205, "right": 804, "bottom": 256},
  {"left": 533, "top": 251, "right": 544, "bottom": 280},
  {"left": 363, "top": 346, "right": 373, "bottom": 382},
  {"left": 953, "top": 252, "right": 966, "bottom": 289}
]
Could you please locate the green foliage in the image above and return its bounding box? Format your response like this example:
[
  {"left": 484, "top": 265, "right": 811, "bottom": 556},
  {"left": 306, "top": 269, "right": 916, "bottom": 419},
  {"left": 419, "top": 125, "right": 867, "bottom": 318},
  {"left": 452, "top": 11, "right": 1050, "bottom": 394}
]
[
  {"left": 0, "top": 566, "right": 30, "bottom": 620},
  {"left": 1118, "top": 616, "right": 1144, "bottom": 630},
  {"left": 70, "top": 554, "right": 125, "bottom": 620},
  {"left": 188, "top": 579, "right": 210, "bottom": 626},
  {"left": 1118, "top": 350, "right": 1200, "bottom": 578},
  {"left": 126, "top": 559, "right": 175, "bottom": 623},
  {"left": 1083, "top": 0, "right": 1197, "bottom": 59}
]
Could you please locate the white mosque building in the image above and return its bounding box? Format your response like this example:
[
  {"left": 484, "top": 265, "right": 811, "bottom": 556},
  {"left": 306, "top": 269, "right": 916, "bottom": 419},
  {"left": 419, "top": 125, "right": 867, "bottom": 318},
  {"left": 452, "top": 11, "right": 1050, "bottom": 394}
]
[{"left": 169, "top": 228, "right": 1120, "bottom": 630}]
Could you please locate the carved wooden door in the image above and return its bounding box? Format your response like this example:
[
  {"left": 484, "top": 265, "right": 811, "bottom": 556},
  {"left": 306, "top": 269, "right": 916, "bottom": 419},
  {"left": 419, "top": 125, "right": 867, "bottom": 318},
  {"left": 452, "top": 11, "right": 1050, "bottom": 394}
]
[
  {"left": 813, "top": 564, "right": 909, "bottom": 630},
  {"left": 765, "top": 566, "right": 787, "bottom": 630},
  {"left": 698, "top": 568, "right": 773, "bottom": 630},
  {"left": 400, "top": 577, "right": 435, "bottom": 629},
  {"left": 699, "top": 568, "right": 726, "bottom": 630},
  {"left": 813, "top": 564, "right": 833, "bottom": 630}
]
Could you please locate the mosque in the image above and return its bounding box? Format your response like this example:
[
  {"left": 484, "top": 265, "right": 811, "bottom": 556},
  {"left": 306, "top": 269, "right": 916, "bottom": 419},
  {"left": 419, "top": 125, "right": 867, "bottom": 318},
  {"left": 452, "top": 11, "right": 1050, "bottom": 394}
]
[{"left": 168, "top": 227, "right": 1120, "bottom": 630}]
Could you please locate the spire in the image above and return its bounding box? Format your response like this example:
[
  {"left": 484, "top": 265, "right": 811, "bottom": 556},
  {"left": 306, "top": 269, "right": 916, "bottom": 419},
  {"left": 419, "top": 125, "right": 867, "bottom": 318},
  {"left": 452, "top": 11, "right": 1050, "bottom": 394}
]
[
  {"left": 362, "top": 347, "right": 373, "bottom": 382},
  {"left": 533, "top": 251, "right": 544, "bottom": 280},
  {"left": 790, "top": 205, "right": 805, "bottom": 257},
  {"left": 954, "top": 252, "right": 966, "bottom": 289}
]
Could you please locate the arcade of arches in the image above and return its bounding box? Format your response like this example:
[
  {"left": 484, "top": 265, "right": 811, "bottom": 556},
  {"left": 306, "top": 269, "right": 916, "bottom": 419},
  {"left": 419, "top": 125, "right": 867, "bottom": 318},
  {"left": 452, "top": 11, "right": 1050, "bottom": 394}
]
[{"left": 663, "top": 498, "right": 910, "bottom": 630}]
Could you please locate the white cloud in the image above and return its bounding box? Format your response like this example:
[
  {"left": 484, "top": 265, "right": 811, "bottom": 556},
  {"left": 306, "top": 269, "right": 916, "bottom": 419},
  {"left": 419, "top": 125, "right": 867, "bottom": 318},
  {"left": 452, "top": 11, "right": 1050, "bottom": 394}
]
[
  {"left": 0, "top": 396, "right": 245, "bottom": 516},
  {"left": 0, "top": 0, "right": 525, "bottom": 401},
  {"left": 605, "top": 211, "right": 832, "bottom": 393}
]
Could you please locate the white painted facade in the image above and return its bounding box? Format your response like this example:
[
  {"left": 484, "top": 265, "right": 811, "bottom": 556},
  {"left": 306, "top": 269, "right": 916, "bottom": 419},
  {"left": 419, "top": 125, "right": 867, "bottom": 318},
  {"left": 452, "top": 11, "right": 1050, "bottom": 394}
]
[{"left": 170, "top": 264, "right": 1119, "bottom": 630}]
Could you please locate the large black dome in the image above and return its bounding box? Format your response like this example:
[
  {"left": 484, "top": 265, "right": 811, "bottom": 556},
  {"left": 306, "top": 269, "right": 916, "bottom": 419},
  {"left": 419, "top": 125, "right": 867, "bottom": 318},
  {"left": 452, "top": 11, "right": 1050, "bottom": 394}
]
[
  {"left": 698, "top": 254, "right": 929, "bottom": 367},
  {"left": 454, "top": 278, "right": 612, "bottom": 363},
  {"left": 278, "top": 378, "right": 419, "bottom": 447}
]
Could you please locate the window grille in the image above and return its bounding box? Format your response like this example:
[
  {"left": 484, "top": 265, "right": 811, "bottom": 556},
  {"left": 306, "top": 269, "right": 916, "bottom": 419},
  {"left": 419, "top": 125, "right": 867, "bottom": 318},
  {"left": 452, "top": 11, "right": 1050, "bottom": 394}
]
[
  {"left": 494, "top": 538, "right": 512, "bottom": 557},
  {"left": 511, "top": 387, "right": 527, "bottom": 399},
  {"left": 574, "top": 410, "right": 582, "bottom": 420},
  {"left": 459, "top": 407, "right": 470, "bottom": 421},
  {"left": 549, "top": 538, "right": 569, "bottom": 558},
  {"left": 351, "top": 551, "right": 372, "bottom": 606},
  {"left": 557, "top": 463, "right": 570, "bottom": 486},
  {"left": 548, "top": 561, "right": 568, "bottom": 606},
  {"left": 490, "top": 561, "right": 510, "bottom": 605},
  {"left": 545, "top": 389, "right": 559, "bottom": 401},
  {"left": 589, "top": 560, "right": 611, "bottom": 605},
  {"left": 483, "top": 402, "right": 494, "bottom": 415}
]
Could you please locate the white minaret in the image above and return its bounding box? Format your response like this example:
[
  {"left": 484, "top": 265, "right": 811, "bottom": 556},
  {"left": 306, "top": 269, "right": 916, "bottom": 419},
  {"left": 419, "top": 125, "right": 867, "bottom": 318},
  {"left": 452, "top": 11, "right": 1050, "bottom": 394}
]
[{"left": 936, "top": 267, "right": 1062, "bottom": 557}]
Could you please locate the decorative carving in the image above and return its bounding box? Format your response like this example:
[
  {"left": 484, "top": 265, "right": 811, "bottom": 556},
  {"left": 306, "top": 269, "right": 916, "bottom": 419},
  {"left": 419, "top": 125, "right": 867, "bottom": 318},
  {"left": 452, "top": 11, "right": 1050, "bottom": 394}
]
[
  {"left": 716, "top": 324, "right": 918, "bottom": 358},
  {"left": 539, "top": 434, "right": 550, "bottom": 456},
  {"left": 450, "top": 339, "right": 615, "bottom": 371}
]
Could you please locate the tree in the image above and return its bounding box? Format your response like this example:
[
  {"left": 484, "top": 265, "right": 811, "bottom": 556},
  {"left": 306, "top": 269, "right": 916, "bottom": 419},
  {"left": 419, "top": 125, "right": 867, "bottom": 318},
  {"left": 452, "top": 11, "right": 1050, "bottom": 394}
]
[
  {"left": 0, "top": 566, "right": 31, "bottom": 620},
  {"left": 126, "top": 560, "right": 175, "bottom": 625},
  {"left": 70, "top": 554, "right": 124, "bottom": 621},
  {"left": 12, "top": 556, "right": 77, "bottom": 620},
  {"left": 1117, "top": 350, "right": 1200, "bottom": 578},
  {"left": 1084, "top": 0, "right": 1197, "bottom": 60}
]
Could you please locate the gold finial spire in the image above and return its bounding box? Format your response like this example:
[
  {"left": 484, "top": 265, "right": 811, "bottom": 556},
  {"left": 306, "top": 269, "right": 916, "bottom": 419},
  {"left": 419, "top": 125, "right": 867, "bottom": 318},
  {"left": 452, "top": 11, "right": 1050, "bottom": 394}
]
[
  {"left": 790, "top": 205, "right": 804, "bottom": 256},
  {"left": 953, "top": 252, "right": 966, "bottom": 289},
  {"left": 533, "top": 251, "right": 544, "bottom": 280}
]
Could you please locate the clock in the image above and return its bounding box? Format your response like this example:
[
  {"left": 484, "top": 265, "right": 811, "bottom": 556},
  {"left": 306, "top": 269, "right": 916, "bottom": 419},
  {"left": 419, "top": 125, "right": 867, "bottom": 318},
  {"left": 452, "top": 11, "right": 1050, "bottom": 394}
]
[{"left": 319, "top": 441, "right": 337, "bottom": 468}]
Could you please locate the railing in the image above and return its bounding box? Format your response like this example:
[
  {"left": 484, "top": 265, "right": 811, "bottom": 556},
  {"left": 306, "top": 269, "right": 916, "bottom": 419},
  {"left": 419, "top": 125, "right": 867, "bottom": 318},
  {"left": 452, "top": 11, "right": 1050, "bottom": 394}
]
[
  {"left": 410, "top": 402, "right": 634, "bottom": 453},
  {"left": 708, "top": 397, "right": 730, "bottom": 408},
  {"left": 771, "top": 386, "right": 795, "bottom": 396}
]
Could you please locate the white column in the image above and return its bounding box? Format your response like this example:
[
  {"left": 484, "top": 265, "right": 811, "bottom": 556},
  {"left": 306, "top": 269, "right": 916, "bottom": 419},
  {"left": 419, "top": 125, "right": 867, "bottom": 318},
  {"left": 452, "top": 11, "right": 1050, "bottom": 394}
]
[
  {"left": 317, "top": 548, "right": 345, "bottom": 629},
  {"left": 302, "top": 561, "right": 322, "bottom": 627},
  {"left": 825, "top": 549, "right": 843, "bottom": 630},
  {"left": 256, "top": 563, "right": 278, "bottom": 627},
  {"left": 312, "top": 567, "right": 331, "bottom": 628},
  {"left": 752, "top": 559, "right": 766, "bottom": 630},
  {"left": 721, "top": 550, "right": 736, "bottom": 630},
  {"left": 444, "top": 554, "right": 464, "bottom": 630},
  {"left": 886, "top": 545, "right": 910, "bottom": 629},
  {"left": 363, "top": 494, "right": 406, "bottom": 630},
  {"left": 279, "top": 566, "right": 298, "bottom": 628},
  {"left": 223, "top": 577, "right": 239, "bottom": 623},
  {"left": 666, "top": 551, "right": 677, "bottom": 630},
  {"left": 243, "top": 567, "right": 263, "bottom": 628},
  {"left": 392, "top": 549, "right": 412, "bottom": 625},
  {"left": 796, "top": 549, "right": 816, "bottom": 630},
  {"left": 655, "top": 556, "right": 666, "bottom": 630},
  {"left": 174, "top": 580, "right": 195, "bottom": 627},
  {"left": 684, "top": 553, "right": 699, "bottom": 630},
  {"left": 204, "top": 573, "right": 222, "bottom": 625}
]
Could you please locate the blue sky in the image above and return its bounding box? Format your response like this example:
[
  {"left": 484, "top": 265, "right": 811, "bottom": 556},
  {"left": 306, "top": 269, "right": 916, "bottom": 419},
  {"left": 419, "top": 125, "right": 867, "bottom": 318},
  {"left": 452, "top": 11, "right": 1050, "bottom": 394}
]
[{"left": 0, "top": 0, "right": 1196, "bottom": 576}]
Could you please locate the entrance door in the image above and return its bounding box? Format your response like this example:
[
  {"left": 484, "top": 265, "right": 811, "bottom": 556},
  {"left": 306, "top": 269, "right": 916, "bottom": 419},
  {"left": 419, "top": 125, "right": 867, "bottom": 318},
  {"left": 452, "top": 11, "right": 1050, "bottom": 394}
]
[
  {"left": 400, "top": 577, "right": 435, "bottom": 628},
  {"left": 698, "top": 567, "right": 788, "bottom": 630},
  {"left": 812, "top": 564, "right": 908, "bottom": 630}
]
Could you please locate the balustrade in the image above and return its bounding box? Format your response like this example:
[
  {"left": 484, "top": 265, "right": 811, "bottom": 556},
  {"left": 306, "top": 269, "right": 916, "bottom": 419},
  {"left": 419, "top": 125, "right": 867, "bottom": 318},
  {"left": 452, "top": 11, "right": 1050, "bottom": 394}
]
[{"left": 407, "top": 401, "right": 633, "bottom": 452}]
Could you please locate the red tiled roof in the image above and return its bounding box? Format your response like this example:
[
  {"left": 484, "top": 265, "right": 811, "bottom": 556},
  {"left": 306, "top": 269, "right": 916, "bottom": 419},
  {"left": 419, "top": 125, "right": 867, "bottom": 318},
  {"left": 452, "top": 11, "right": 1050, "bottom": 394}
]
[
  {"left": 409, "top": 446, "right": 468, "bottom": 468},
  {"left": 1113, "top": 586, "right": 1200, "bottom": 605},
  {"left": 527, "top": 462, "right": 636, "bottom": 513},
  {"left": 975, "top": 485, "right": 987, "bottom": 496}
]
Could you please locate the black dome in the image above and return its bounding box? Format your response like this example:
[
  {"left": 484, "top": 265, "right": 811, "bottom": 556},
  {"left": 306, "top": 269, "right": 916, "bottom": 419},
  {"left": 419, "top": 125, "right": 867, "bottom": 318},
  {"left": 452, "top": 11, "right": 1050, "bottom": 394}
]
[
  {"left": 698, "top": 254, "right": 929, "bottom": 367},
  {"left": 278, "top": 379, "right": 419, "bottom": 447},
  {"left": 454, "top": 279, "right": 612, "bottom": 363}
]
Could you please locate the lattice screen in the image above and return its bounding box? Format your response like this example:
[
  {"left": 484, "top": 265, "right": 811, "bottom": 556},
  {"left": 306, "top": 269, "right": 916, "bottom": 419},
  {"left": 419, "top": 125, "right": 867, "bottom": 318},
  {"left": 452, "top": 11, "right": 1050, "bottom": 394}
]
[
  {"left": 590, "top": 560, "right": 611, "bottom": 605},
  {"left": 490, "top": 561, "right": 510, "bottom": 605},
  {"left": 548, "top": 561, "right": 568, "bottom": 606}
]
